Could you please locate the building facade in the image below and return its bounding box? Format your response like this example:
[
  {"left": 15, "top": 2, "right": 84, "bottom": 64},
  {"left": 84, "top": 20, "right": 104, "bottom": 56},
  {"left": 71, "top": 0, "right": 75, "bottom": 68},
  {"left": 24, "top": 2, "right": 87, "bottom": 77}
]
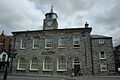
[
  {"left": 91, "top": 35, "right": 115, "bottom": 75},
  {"left": 11, "top": 8, "right": 115, "bottom": 76},
  {"left": 114, "top": 45, "right": 120, "bottom": 73},
  {"left": 0, "top": 31, "right": 12, "bottom": 70}
]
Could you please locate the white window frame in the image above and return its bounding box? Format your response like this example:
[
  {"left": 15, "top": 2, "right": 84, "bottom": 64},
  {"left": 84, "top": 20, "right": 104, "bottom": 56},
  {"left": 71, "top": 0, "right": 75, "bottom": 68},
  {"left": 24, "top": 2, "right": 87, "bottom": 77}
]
[
  {"left": 99, "top": 39, "right": 104, "bottom": 44},
  {"left": 17, "top": 58, "right": 26, "bottom": 70},
  {"left": 58, "top": 36, "right": 66, "bottom": 48},
  {"left": 57, "top": 58, "right": 67, "bottom": 71},
  {"left": 45, "top": 37, "right": 52, "bottom": 48},
  {"left": 43, "top": 57, "right": 52, "bottom": 71},
  {"left": 32, "top": 38, "right": 39, "bottom": 49},
  {"left": 30, "top": 58, "right": 38, "bottom": 71},
  {"left": 0, "top": 52, "right": 8, "bottom": 62},
  {"left": 99, "top": 51, "right": 106, "bottom": 59},
  {"left": 100, "top": 64, "right": 107, "bottom": 71},
  {"left": 72, "top": 59, "right": 80, "bottom": 68},
  {"left": 73, "top": 37, "right": 80, "bottom": 48},
  {"left": 20, "top": 38, "right": 26, "bottom": 49}
]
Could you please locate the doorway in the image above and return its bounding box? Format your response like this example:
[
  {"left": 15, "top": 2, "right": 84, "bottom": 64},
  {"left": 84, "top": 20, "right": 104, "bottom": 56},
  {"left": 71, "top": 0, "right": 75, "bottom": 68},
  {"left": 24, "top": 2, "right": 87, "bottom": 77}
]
[{"left": 73, "top": 59, "right": 80, "bottom": 76}]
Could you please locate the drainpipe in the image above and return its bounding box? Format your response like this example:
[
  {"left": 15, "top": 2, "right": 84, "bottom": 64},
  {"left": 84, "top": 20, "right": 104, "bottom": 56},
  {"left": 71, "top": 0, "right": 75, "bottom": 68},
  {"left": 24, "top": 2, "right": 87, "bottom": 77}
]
[{"left": 90, "top": 37, "right": 94, "bottom": 75}]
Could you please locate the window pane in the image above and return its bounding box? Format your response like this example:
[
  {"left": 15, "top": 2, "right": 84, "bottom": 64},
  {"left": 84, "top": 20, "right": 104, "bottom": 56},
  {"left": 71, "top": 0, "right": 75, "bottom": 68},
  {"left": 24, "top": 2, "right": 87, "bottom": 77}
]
[
  {"left": 31, "top": 58, "right": 38, "bottom": 69},
  {"left": 33, "top": 38, "right": 39, "bottom": 48},
  {"left": 45, "top": 37, "right": 52, "bottom": 48},
  {"left": 58, "top": 58, "right": 66, "bottom": 70},
  {"left": 73, "top": 37, "right": 80, "bottom": 47},
  {"left": 101, "top": 64, "right": 107, "bottom": 71},
  {"left": 100, "top": 51, "right": 106, "bottom": 59},
  {"left": 44, "top": 57, "right": 52, "bottom": 70},
  {"left": 21, "top": 39, "right": 26, "bottom": 49},
  {"left": 19, "top": 58, "right": 26, "bottom": 70},
  {"left": 59, "top": 36, "right": 65, "bottom": 47}
]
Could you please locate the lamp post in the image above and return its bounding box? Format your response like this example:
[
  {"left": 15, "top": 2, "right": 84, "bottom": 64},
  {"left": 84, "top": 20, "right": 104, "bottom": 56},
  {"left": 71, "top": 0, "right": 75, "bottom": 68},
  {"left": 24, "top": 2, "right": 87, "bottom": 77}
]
[
  {"left": 9, "top": 35, "right": 17, "bottom": 73},
  {"left": 2, "top": 36, "right": 17, "bottom": 80},
  {"left": 3, "top": 38, "right": 11, "bottom": 80}
]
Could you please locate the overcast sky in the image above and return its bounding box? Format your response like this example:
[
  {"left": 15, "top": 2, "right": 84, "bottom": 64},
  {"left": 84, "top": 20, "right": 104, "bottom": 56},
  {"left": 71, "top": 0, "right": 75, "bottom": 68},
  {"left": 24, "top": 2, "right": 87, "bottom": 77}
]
[{"left": 0, "top": 0, "right": 120, "bottom": 46}]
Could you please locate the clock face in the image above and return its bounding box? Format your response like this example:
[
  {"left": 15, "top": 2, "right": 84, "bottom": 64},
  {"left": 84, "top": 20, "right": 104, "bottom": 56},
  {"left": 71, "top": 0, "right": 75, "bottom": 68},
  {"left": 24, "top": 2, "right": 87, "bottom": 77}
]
[
  {"left": 47, "top": 21, "right": 52, "bottom": 27},
  {"left": 53, "top": 14, "right": 57, "bottom": 19}
]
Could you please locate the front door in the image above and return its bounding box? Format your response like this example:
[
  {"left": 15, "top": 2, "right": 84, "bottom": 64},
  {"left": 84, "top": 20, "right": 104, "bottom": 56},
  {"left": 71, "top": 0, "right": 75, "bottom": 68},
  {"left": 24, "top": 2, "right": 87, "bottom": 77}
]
[{"left": 74, "top": 59, "right": 80, "bottom": 76}]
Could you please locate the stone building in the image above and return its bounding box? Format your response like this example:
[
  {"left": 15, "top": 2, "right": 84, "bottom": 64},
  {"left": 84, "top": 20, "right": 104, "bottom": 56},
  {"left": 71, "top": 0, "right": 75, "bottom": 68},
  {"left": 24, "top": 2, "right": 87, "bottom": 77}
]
[
  {"left": 114, "top": 44, "right": 120, "bottom": 72},
  {"left": 0, "top": 31, "right": 12, "bottom": 69},
  {"left": 91, "top": 35, "right": 115, "bottom": 75},
  {"left": 11, "top": 8, "right": 115, "bottom": 76}
]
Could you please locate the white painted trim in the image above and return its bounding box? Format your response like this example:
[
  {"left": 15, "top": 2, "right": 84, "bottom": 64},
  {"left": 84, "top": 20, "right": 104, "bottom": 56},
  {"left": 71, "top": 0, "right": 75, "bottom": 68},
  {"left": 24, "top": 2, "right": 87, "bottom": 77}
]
[
  {"left": 99, "top": 39, "right": 104, "bottom": 44},
  {"left": 20, "top": 38, "right": 26, "bottom": 49},
  {"left": 72, "top": 59, "right": 81, "bottom": 69},
  {"left": 17, "top": 58, "right": 26, "bottom": 70},
  {"left": 32, "top": 38, "right": 39, "bottom": 49},
  {"left": 100, "top": 64, "right": 107, "bottom": 71},
  {"left": 29, "top": 59, "right": 39, "bottom": 71},
  {"left": 45, "top": 37, "right": 52, "bottom": 48},
  {"left": 58, "top": 36, "right": 66, "bottom": 48},
  {"left": 0, "top": 52, "right": 8, "bottom": 62},
  {"left": 73, "top": 37, "right": 80, "bottom": 48},
  {"left": 57, "top": 59, "right": 67, "bottom": 71},
  {"left": 43, "top": 58, "right": 53, "bottom": 71},
  {"left": 99, "top": 51, "right": 106, "bottom": 59}
]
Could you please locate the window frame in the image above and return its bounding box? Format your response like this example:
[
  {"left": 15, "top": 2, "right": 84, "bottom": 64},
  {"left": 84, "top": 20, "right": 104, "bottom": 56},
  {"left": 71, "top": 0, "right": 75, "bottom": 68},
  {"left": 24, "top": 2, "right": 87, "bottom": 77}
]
[
  {"left": 43, "top": 57, "right": 53, "bottom": 71},
  {"left": 73, "top": 36, "right": 80, "bottom": 48},
  {"left": 58, "top": 36, "right": 66, "bottom": 48},
  {"left": 32, "top": 38, "right": 39, "bottom": 49},
  {"left": 17, "top": 58, "right": 26, "bottom": 70},
  {"left": 57, "top": 57, "right": 67, "bottom": 71},
  {"left": 99, "top": 39, "right": 104, "bottom": 44},
  {"left": 30, "top": 58, "right": 39, "bottom": 71},
  {"left": 99, "top": 51, "right": 106, "bottom": 59},
  {"left": 100, "top": 64, "right": 107, "bottom": 71},
  {"left": 0, "top": 52, "right": 8, "bottom": 62},
  {"left": 45, "top": 37, "right": 52, "bottom": 48},
  {"left": 20, "top": 38, "right": 26, "bottom": 49}
]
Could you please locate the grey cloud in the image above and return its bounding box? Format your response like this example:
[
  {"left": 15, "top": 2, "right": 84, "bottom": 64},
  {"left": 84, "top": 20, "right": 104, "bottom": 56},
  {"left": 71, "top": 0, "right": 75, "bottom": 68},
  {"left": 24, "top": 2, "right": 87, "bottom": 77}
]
[
  {"left": 0, "top": 0, "right": 119, "bottom": 46},
  {"left": 0, "top": 0, "right": 43, "bottom": 35}
]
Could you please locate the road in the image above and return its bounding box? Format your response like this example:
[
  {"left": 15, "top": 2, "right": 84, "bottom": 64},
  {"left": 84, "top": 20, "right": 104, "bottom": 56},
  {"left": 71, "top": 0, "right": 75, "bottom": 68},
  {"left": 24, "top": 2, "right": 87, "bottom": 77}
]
[{"left": 3, "top": 75, "right": 120, "bottom": 80}]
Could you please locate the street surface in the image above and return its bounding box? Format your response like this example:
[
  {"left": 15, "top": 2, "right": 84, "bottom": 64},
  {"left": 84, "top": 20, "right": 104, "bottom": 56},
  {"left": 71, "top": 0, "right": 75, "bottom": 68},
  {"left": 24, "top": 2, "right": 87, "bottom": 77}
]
[{"left": 5, "top": 75, "right": 120, "bottom": 80}]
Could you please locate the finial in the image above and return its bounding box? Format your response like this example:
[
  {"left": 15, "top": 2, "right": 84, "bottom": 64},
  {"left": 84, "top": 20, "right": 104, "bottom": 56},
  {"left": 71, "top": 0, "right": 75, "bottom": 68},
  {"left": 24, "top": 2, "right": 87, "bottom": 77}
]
[
  {"left": 50, "top": 0, "right": 53, "bottom": 13},
  {"left": 1, "top": 30, "right": 4, "bottom": 35},
  {"left": 85, "top": 21, "right": 89, "bottom": 28}
]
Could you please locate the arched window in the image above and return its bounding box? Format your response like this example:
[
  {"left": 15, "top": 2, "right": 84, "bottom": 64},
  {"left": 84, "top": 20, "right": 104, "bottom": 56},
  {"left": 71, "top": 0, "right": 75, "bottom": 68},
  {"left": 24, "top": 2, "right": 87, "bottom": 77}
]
[
  {"left": 17, "top": 58, "right": 26, "bottom": 70},
  {"left": 30, "top": 58, "right": 38, "bottom": 70},
  {"left": 43, "top": 57, "right": 52, "bottom": 71},
  {"left": 57, "top": 57, "right": 67, "bottom": 71}
]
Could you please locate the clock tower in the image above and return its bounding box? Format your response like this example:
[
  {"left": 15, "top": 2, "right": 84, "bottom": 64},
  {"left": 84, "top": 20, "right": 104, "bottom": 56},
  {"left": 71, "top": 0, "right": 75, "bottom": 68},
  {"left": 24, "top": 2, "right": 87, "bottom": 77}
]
[{"left": 43, "top": 6, "right": 58, "bottom": 30}]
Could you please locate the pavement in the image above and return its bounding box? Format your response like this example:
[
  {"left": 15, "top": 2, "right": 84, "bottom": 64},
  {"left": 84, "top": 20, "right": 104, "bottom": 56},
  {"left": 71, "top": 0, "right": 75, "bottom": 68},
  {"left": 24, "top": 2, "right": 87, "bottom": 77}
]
[{"left": 1, "top": 74, "right": 120, "bottom": 80}]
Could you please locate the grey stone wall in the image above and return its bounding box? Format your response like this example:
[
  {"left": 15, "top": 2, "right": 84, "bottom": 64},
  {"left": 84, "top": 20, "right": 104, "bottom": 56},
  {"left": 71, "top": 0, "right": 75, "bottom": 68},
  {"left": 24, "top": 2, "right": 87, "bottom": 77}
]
[
  {"left": 12, "top": 29, "right": 92, "bottom": 76},
  {"left": 12, "top": 28, "right": 115, "bottom": 76},
  {"left": 92, "top": 38, "right": 115, "bottom": 75}
]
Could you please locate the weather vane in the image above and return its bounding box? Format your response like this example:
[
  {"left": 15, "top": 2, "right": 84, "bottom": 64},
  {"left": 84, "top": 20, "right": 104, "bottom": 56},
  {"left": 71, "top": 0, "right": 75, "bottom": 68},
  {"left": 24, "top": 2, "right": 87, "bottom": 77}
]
[{"left": 50, "top": 0, "right": 54, "bottom": 12}]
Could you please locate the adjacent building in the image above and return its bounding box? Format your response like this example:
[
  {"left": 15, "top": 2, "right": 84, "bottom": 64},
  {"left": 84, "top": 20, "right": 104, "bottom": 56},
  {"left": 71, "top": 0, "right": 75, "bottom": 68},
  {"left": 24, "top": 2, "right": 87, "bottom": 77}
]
[
  {"left": 11, "top": 8, "right": 115, "bottom": 76},
  {"left": 114, "top": 44, "right": 120, "bottom": 73}
]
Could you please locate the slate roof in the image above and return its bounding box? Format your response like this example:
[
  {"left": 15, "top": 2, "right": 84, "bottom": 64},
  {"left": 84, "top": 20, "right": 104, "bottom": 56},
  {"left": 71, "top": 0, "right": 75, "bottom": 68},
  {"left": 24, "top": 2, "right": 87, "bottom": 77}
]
[{"left": 91, "top": 35, "right": 112, "bottom": 39}]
